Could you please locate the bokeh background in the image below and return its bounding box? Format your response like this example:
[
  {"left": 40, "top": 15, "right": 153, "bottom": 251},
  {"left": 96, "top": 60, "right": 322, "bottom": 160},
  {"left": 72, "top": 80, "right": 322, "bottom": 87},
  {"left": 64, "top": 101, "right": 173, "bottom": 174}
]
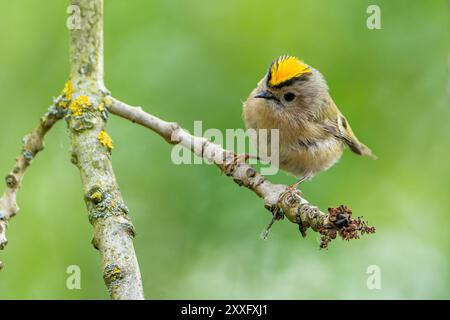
[{"left": 0, "top": 0, "right": 448, "bottom": 299}]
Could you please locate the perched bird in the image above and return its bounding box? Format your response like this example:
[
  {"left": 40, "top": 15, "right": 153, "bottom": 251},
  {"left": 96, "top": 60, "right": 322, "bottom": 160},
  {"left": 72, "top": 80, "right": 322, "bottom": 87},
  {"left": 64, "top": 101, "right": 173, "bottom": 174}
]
[{"left": 243, "top": 55, "right": 375, "bottom": 189}]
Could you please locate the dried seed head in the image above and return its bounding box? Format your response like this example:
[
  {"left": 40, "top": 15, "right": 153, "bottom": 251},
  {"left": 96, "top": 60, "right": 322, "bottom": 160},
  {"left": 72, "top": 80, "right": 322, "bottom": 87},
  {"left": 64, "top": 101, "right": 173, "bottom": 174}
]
[{"left": 318, "top": 205, "right": 375, "bottom": 249}]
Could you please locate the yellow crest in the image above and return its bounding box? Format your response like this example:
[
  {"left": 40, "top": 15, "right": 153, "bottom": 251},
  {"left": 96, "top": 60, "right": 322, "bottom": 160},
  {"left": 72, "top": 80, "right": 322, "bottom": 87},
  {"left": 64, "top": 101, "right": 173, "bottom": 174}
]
[{"left": 268, "top": 55, "right": 311, "bottom": 87}]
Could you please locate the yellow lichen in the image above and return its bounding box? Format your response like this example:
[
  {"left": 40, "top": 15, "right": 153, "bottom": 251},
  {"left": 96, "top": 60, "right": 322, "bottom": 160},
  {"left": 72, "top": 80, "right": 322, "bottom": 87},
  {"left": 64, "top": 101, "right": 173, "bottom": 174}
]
[
  {"left": 98, "top": 130, "right": 114, "bottom": 150},
  {"left": 112, "top": 267, "right": 121, "bottom": 276},
  {"left": 98, "top": 102, "right": 105, "bottom": 112},
  {"left": 62, "top": 81, "right": 73, "bottom": 101},
  {"left": 69, "top": 95, "right": 92, "bottom": 116},
  {"left": 104, "top": 97, "right": 113, "bottom": 108},
  {"left": 58, "top": 80, "right": 73, "bottom": 108},
  {"left": 89, "top": 191, "right": 103, "bottom": 203}
]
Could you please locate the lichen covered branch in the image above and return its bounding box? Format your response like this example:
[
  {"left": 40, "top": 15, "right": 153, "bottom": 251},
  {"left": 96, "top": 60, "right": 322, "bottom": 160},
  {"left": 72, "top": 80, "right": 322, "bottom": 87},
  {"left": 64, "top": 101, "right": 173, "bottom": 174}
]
[
  {"left": 0, "top": 98, "right": 66, "bottom": 267},
  {"left": 68, "top": 0, "right": 144, "bottom": 299},
  {"left": 108, "top": 98, "right": 375, "bottom": 248}
]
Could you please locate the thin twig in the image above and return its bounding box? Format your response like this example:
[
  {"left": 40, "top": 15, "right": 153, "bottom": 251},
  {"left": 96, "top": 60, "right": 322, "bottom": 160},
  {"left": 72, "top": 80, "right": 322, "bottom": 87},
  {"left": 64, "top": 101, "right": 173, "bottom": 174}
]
[{"left": 0, "top": 98, "right": 66, "bottom": 266}]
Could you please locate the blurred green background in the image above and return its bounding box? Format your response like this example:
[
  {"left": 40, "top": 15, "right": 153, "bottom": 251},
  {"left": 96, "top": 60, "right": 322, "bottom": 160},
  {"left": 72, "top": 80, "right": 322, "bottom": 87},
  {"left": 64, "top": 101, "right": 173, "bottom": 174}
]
[{"left": 0, "top": 0, "right": 448, "bottom": 299}]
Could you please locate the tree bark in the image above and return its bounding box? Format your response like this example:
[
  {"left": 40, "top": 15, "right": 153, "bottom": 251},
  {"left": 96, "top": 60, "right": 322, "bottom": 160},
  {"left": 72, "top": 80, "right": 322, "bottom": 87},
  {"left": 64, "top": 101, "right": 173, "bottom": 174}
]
[{"left": 67, "top": 0, "right": 144, "bottom": 299}]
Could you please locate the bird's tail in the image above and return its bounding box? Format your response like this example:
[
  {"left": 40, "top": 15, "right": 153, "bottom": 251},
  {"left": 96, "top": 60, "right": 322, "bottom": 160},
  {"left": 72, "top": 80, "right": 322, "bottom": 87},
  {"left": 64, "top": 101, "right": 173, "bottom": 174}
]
[
  {"left": 346, "top": 139, "right": 377, "bottom": 160},
  {"left": 341, "top": 120, "right": 377, "bottom": 160}
]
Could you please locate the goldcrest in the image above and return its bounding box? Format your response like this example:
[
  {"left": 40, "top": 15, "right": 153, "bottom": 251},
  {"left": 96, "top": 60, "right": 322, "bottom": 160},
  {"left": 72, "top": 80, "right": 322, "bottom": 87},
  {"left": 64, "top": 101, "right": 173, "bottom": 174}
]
[{"left": 243, "top": 55, "right": 375, "bottom": 185}]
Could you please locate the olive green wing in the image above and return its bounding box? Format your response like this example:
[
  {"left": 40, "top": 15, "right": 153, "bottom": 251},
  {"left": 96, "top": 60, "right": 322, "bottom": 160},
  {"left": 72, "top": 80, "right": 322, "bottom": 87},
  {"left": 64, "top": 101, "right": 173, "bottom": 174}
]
[{"left": 320, "top": 100, "right": 377, "bottom": 159}]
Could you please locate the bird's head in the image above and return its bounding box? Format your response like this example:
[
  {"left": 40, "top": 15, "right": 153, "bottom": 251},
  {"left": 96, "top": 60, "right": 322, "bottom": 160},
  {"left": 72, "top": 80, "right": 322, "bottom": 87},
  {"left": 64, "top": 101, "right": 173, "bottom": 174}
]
[{"left": 252, "top": 55, "right": 328, "bottom": 115}]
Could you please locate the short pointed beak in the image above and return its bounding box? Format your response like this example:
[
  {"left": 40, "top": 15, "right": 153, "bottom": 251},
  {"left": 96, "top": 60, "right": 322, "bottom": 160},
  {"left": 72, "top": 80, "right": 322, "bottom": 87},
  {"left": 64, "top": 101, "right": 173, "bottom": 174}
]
[{"left": 254, "top": 90, "right": 277, "bottom": 101}]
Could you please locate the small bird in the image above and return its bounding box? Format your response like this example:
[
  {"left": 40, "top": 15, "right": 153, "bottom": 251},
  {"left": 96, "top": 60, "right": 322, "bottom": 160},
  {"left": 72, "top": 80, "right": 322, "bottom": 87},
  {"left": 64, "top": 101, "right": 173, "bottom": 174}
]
[{"left": 243, "top": 55, "right": 375, "bottom": 189}]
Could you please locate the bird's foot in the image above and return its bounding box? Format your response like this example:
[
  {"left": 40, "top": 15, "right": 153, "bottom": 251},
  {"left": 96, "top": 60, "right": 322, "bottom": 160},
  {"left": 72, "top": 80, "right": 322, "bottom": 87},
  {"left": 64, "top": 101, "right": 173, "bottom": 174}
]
[
  {"left": 276, "top": 175, "right": 311, "bottom": 205},
  {"left": 286, "top": 174, "right": 312, "bottom": 191},
  {"left": 261, "top": 175, "right": 311, "bottom": 241}
]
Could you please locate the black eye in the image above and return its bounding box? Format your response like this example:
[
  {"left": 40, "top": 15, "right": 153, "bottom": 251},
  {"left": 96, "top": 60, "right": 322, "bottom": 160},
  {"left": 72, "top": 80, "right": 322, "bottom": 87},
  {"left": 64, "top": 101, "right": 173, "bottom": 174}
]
[{"left": 284, "top": 92, "right": 295, "bottom": 102}]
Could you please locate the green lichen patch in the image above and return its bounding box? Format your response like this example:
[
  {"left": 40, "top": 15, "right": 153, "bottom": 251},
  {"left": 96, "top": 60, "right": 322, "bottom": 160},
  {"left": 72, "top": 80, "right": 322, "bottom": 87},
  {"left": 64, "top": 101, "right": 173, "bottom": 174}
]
[
  {"left": 70, "top": 117, "right": 95, "bottom": 132},
  {"left": 103, "top": 263, "right": 125, "bottom": 294},
  {"left": 87, "top": 190, "right": 129, "bottom": 223}
]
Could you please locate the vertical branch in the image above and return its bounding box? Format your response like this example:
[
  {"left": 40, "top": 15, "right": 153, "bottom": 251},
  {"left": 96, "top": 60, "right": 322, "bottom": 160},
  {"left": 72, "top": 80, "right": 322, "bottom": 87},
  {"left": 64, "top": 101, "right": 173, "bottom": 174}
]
[
  {"left": 68, "top": 0, "right": 144, "bottom": 299},
  {"left": 69, "top": 0, "right": 105, "bottom": 90}
]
